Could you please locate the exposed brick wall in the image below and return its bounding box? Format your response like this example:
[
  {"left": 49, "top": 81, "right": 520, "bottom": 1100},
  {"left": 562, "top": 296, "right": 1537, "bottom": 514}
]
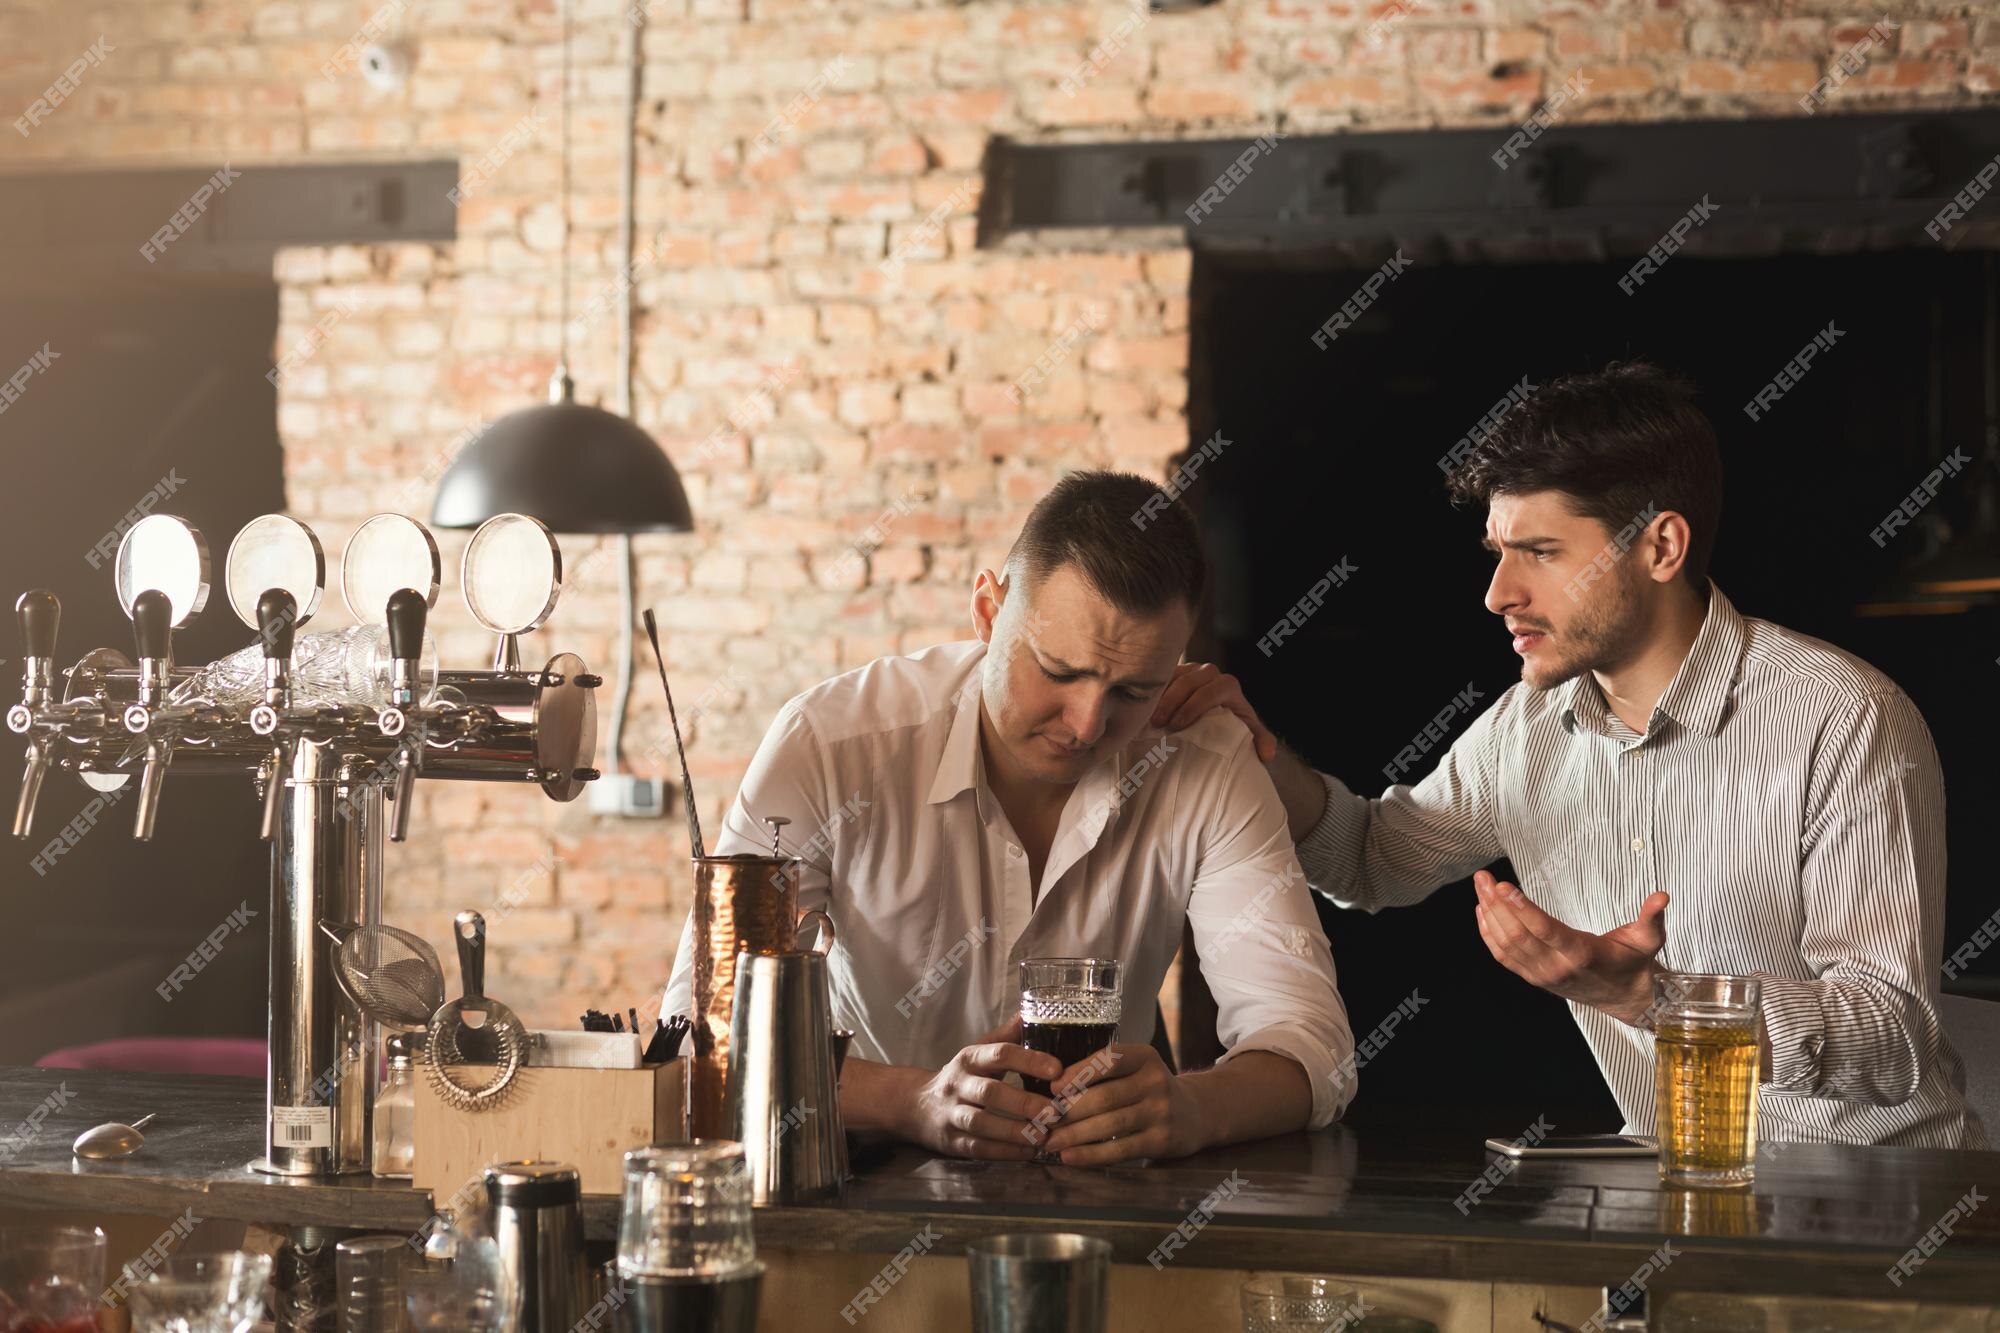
[{"left": 6, "top": 0, "right": 1996, "bottom": 1024}]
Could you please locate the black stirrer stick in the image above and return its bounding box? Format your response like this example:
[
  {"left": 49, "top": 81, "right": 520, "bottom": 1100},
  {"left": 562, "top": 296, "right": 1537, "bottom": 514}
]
[{"left": 640, "top": 608, "right": 704, "bottom": 860}]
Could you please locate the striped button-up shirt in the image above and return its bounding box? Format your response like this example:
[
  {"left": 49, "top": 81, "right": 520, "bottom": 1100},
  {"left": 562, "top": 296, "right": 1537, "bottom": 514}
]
[{"left": 1297, "top": 582, "right": 1985, "bottom": 1148}]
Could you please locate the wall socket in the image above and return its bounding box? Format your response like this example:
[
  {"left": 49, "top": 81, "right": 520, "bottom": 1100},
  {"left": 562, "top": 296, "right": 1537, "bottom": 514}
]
[{"left": 589, "top": 773, "right": 667, "bottom": 818}]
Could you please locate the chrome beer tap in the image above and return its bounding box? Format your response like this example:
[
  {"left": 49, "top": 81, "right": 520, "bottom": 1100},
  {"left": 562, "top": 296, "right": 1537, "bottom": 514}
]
[
  {"left": 124, "top": 588, "right": 179, "bottom": 842},
  {"left": 9, "top": 590, "right": 62, "bottom": 839},
  {"left": 5, "top": 509, "right": 600, "bottom": 1183},
  {"left": 248, "top": 588, "right": 301, "bottom": 843},
  {"left": 375, "top": 587, "right": 427, "bottom": 843}
]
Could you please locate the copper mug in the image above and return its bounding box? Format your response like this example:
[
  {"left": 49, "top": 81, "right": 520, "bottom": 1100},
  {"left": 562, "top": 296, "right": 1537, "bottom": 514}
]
[{"left": 687, "top": 852, "right": 834, "bottom": 1137}]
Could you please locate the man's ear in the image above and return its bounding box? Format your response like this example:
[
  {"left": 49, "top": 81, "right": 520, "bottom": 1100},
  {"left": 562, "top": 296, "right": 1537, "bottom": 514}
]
[
  {"left": 970, "top": 568, "right": 1007, "bottom": 644},
  {"left": 1642, "top": 510, "right": 1692, "bottom": 586}
]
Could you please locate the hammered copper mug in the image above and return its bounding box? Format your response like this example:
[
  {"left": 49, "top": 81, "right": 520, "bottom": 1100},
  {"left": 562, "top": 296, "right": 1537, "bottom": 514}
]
[{"left": 687, "top": 852, "right": 834, "bottom": 1137}]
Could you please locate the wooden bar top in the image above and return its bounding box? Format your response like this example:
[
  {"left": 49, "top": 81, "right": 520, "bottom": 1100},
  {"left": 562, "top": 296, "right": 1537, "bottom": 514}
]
[{"left": 1, "top": 1066, "right": 1995, "bottom": 1303}]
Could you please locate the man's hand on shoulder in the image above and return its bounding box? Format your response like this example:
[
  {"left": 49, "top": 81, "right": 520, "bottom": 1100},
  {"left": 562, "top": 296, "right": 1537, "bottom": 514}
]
[
  {"left": 1152, "top": 662, "right": 1329, "bottom": 841},
  {"left": 1151, "top": 662, "right": 1278, "bottom": 761}
]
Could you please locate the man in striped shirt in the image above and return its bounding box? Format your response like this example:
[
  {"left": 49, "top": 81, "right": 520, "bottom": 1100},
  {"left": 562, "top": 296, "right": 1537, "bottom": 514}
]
[{"left": 1157, "top": 361, "right": 1984, "bottom": 1148}]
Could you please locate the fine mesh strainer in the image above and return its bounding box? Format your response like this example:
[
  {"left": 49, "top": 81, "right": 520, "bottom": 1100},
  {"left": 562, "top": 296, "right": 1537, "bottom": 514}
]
[{"left": 323, "top": 921, "right": 446, "bottom": 1033}]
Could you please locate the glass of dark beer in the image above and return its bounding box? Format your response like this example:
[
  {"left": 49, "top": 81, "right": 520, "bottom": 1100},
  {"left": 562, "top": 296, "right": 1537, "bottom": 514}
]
[{"left": 1017, "top": 957, "right": 1122, "bottom": 1103}]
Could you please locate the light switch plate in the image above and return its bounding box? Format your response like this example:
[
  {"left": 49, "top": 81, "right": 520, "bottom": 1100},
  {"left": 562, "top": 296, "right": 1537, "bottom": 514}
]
[{"left": 589, "top": 773, "right": 666, "bottom": 818}]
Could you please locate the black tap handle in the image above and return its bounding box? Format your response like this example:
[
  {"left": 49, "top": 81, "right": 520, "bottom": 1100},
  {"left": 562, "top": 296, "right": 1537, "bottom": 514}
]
[
  {"left": 16, "top": 590, "right": 58, "bottom": 659},
  {"left": 132, "top": 589, "right": 172, "bottom": 661},
  {"left": 386, "top": 587, "right": 426, "bottom": 662},
  {"left": 257, "top": 589, "right": 296, "bottom": 661}
]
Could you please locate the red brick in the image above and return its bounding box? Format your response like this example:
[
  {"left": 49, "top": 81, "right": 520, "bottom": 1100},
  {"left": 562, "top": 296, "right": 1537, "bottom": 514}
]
[
  {"left": 1286, "top": 74, "right": 1402, "bottom": 112},
  {"left": 1899, "top": 20, "right": 1966, "bottom": 57},
  {"left": 1573, "top": 63, "right": 1658, "bottom": 99},
  {"left": 1415, "top": 66, "right": 1545, "bottom": 111},
  {"left": 875, "top": 424, "right": 966, "bottom": 462},
  {"left": 448, "top": 354, "right": 555, "bottom": 402},
  {"left": 1739, "top": 59, "right": 1821, "bottom": 94},
  {"left": 1035, "top": 84, "right": 1144, "bottom": 127},
  {"left": 871, "top": 546, "right": 929, "bottom": 583},
  {"left": 1846, "top": 59, "right": 1958, "bottom": 94},
  {"left": 962, "top": 382, "right": 1024, "bottom": 417},
  {"left": 869, "top": 134, "right": 932, "bottom": 175},
  {"left": 1488, "top": 27, "right": 1548, "bottom": 64},
  {"left": 978, "top": 423, "right": 1096, "bottom": 461},
  {"left": 893, "top": 89, "right": 1012, "bottom": 124},
  {"left": 1144, "top": 81, "right": 1265, "bottom": 122},
  {"left": 1084, "top": 335, "right": 1186, "bottom": 374},
  {"left": 1552, "top": 22, "right": 1618, "bottom": 60}
]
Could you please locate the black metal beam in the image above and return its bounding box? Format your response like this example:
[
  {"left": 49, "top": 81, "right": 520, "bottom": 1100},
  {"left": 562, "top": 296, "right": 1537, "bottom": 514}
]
[
  {"left": 0, "top": 161, "right": 460, "bottom": 287},
  {"left": 980, "top": 111, "right": 2000, "bottom": 252}
]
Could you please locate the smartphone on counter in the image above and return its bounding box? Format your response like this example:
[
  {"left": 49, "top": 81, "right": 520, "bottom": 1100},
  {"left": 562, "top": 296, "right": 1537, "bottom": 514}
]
[{"left": 1484, "top": 1133, "right": 1658, "bottom": 1158}]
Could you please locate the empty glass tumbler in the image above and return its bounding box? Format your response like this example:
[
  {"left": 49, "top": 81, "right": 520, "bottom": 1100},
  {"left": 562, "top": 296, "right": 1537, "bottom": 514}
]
[{"left": 616, "top": 1141, "right": 758, "bottom": 1278}]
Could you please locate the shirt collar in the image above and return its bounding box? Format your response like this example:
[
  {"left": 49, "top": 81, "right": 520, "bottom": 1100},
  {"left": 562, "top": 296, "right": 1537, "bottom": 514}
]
[
  {"left": 1563, "top": 580, "right": 1745, "bottom": 739},
  {"left": 926, "top": 653, "right": 986, "bottom": 806},
  {"left": 921, "top": 646, "right": 1138, "bottom": 846}
]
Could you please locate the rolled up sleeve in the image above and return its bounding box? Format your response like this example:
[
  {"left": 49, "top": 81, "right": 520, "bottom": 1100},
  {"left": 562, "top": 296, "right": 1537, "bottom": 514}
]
[
  {"left": 1187, "top": 726, "right": 1355, "bottom": 1129},
  {"left": 1760, "top": 691, "right": 1945, "bottom": 1106}
]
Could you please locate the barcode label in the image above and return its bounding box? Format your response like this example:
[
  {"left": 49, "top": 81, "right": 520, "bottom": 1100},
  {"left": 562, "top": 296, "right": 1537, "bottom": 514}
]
[{"left": 272, "top": 1105, "right": 332, "bottom": 1150}]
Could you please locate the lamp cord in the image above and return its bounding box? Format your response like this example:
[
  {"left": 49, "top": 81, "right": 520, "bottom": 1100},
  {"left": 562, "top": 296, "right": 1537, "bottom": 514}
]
[{"left": 557, "top": 0, "right": 572, "bottom": 373}]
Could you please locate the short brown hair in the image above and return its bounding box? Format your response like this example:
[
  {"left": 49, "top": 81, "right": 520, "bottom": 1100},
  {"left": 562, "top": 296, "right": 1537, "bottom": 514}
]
[
  {"left": 1006, "top": 470, "right": 1205, "bottom": 614},
  {"left": 1445, "top": 361, "right": 1723, "bottom": 589}
]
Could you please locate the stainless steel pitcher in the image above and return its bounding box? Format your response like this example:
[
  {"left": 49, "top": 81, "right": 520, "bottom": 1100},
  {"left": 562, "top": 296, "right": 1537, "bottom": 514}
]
[{"left": 721, "top": 947, "right": 851, "bottom": 1204}]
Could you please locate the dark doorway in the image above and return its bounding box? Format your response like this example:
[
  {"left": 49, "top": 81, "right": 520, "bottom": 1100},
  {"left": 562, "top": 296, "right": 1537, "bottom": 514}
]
[
  {"left": 1191, "top": 245, "right": 2000, "bottom": 1136},
  {"left": 0, "top": 284, "right": 283, "bottom": 1060}
]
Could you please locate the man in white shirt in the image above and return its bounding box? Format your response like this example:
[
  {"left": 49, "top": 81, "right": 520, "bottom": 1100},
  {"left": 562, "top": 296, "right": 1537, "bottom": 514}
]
[{"left": 661, "top": 471, "right": 1354, "bottom": 1164}]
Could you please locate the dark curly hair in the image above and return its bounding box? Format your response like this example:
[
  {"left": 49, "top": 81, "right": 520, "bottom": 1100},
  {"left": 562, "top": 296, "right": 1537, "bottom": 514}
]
[{"left": 1445, "top": 360, "right": 1723, "bottom": 590}]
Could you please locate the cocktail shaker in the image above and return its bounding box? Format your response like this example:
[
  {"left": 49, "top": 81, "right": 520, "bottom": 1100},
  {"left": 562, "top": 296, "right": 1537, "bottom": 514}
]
[{"left": 482, "top": 1161, "right": 592, "bottom": 1333}]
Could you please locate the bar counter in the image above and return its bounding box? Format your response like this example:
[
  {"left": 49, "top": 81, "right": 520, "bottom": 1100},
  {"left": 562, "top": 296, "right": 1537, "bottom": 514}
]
[{"left": 2, "top": 1066, "right": 1997, "bottom": 1316}]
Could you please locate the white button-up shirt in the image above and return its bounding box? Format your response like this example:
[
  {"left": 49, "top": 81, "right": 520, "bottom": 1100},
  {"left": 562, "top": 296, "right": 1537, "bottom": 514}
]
[{"left": 661, "top": 640, "right": 1356, "bottom": 1129}]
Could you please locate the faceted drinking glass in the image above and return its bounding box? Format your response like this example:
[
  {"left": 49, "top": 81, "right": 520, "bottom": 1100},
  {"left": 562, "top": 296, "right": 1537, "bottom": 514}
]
[
  {"left": 1653, "top": 972, "right": 1762, "bottom": 1188},
  {"left": 616, "top": 1141, "right": 757, "bottom": 1278}
]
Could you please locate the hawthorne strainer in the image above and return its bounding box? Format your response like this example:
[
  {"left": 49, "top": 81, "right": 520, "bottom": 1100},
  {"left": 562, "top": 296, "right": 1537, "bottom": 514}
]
[{"left": 424, "top": 910, "right": 529, "bottom": 1112}]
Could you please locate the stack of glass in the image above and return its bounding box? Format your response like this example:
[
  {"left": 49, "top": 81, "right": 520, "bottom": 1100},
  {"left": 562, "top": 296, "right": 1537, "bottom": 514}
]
[{"left": 613, "top": 1141, "right": 765, "bottom": 1333}]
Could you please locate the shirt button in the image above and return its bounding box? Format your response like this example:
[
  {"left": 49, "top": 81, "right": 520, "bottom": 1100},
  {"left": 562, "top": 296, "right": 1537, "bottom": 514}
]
[
  {"left": 1631, "top": 837, "right": 1646, "bottom": 852},
  {"left": 1008, "top": 846, "right": 1023, "bottom": 858}
]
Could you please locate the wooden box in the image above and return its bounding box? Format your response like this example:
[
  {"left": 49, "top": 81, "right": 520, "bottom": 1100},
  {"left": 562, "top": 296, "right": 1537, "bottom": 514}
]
[{"left": 411, "top": 1057, "right": 687, "bottom": 1198}]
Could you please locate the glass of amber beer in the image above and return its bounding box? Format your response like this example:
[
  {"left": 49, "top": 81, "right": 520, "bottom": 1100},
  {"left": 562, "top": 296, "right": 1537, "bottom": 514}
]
[{"left": 1653, "top": 972, "right": 1761, "bottom": 1188}]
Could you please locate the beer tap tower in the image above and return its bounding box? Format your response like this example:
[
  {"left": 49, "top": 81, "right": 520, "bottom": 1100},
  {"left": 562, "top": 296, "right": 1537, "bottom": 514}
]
[{"left": 9, "top": 510, "right": 599, "bottom": 1177}]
